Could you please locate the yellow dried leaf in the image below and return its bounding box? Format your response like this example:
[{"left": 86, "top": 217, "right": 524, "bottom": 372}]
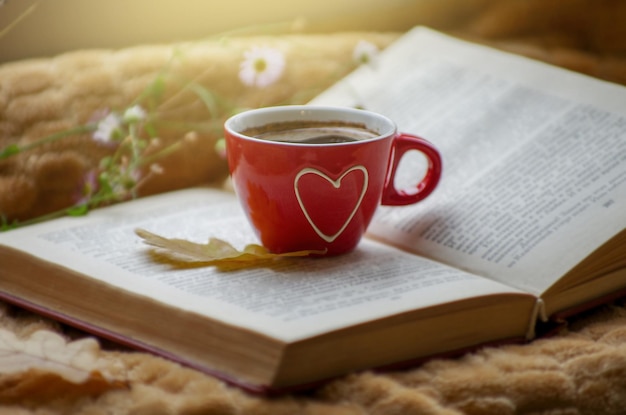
[
  {"left": 0, "top": 329, "right": 111, "bottom": 384},
  {"left": 135, "top": 228, "right": 325, "bottom": 264}
]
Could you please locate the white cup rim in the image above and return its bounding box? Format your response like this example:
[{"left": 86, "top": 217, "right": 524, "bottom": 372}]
[{"left": 225, "top": 105, "right": 396, "bottom": 146}]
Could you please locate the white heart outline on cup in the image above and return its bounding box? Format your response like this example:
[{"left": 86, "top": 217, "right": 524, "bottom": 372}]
[{"left": 294, "top": 165, "right": 369, "bottom": 243}]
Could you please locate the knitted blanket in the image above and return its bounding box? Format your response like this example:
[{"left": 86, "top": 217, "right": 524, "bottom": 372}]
[{"left": 2, "top": 300, "right": 626, "bottom": 414}]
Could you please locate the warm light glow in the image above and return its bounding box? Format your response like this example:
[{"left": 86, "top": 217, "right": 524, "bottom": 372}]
[{"left": 0, "top": 0, "right": 468, "bottom": 63}]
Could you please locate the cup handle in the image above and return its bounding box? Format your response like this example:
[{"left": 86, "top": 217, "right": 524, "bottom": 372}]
[{"left": 380, "top": 133, "right": 442, "bottom": 206}]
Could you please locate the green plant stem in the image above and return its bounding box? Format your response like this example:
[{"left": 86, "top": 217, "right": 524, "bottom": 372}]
[
  {"left": 3, "top": 207, "right": 77, "bottom": 230},
  {"left": 1, "top": 125, "right": 95, "bottom": 160},
  {"left": 140, "top": 140, "right": 183, "bottom": 167},
  {"left": 128, "top": 124, "right": 141, "bottom": 161},
  {"left": 2, "top": 190, "right": 133, "bottom": 231}
]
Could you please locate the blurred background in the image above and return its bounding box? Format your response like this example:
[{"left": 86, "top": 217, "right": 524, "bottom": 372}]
[{"left": 0, "top": 0, "right": 490, "bottom": 63}]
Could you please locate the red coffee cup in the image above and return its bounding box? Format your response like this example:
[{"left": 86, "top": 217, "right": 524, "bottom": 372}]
[{"left": 224, "top": 105, "right": 442, "bottom": 255}]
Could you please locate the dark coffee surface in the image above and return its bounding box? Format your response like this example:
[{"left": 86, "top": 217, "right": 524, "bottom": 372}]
[{"left": 242, "top": 120, "right": 378, "bottom": 144}]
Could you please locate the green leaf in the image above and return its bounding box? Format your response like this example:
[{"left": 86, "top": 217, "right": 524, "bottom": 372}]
[
  {"left": 0, "top": 216, "right": 17, "bottom": 231},
  {"left": 66, "top": 204, "right": 89, "bottom": 217},
  {"left": 99, "top": 156, "right": 113, "bottom": 169},
  {"left": 144, "top": 121, "right": 158, "bottom": 138},
  {"left": 0, "top": 144, "right": 21, "bottom": 159}
]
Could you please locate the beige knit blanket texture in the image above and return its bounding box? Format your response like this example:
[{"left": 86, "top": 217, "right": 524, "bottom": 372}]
[{"left": 2, "top": 1, "right": 626, "bottom": 413}]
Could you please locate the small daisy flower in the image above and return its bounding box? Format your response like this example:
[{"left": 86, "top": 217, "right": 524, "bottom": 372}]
[
  {"left": 123, "top": 105, "right": 147, "bottom": 124},
  {"left": 184, "top": 131, "right": 199, "bottom": 144},
  {"left": 93, "top": 112, "right": 122, "bottom": 143},
  {"left": 353, "top": 40, "right": 380, "bottom": 66},
  {"left": 239, "top": 46, "right": 285, "bottom": 88},
  {"left": 149, "top": 163, "right": 164, "bottom": 175},
  {"left": 147, "top": 137, "right": 162, "bottom": 150}
]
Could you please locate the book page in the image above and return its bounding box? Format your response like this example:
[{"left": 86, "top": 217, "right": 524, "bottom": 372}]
[
  {"left": 311, "top": 27, "right": 626, "bottom": 295},
  {"left": 0, "top": 187, "right": 530, "bottom": 342}
]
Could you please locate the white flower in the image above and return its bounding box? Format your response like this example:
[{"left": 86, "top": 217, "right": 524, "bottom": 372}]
[
  {"left": 93, "top": 112, "right": 122, "bottom": 143},
  {"left": 149, "top": 163, "right": 164, "bottom": 175},
  {"left": 184, "top": 131, "right": 198, "bottom": 143},
  {"left": 239, "top": 46, "right": 285, "bottom": 88},
  {"left": 148, "top": 137, "right": 162, "bottom": 148},
  {"left": 123, "top": 105, "right": 146, "bottom": 123},
  {"left": 353, "top": 40, "right": 379, "bottom": 66}
]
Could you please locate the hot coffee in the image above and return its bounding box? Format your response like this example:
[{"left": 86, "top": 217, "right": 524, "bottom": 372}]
[{"left": 242, "top": 120, "right": 378, "bottom": 144}]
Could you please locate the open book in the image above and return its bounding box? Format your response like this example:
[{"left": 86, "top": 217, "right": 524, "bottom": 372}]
[{"left": 1, "top": 27, "right": 625, "bottom": 394}]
